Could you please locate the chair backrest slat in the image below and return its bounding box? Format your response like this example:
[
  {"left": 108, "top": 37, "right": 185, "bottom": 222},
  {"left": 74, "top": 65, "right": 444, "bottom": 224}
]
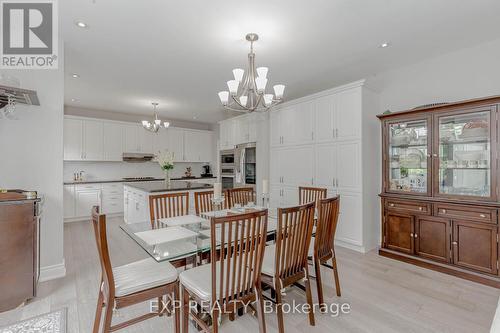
[
  {"left": 194, "top": 190, "right": 229, "bottom": 216},
  {"left": 315, "top": 196, "right": 340, "bottom": 259},
  {"left": 210, "top": 210, "right": 268, "bottom": 312},
  {"left": 149, "top": 192, "right": 189, "bottom": 228},
  {"left": 227, "top": 187, "right": 255, "bottom": 208},
  {"left": 91, "top": 206, "right": 115, "bottom": 297},
  {"left": 275, "top": 202, "right": 315, "bottom": 281},
  {"left": 299, "top": 186, "right": 327, "bottom": 211}
]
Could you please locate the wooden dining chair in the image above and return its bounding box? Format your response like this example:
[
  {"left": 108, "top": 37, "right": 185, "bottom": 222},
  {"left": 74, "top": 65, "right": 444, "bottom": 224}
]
[
  {"left": 91, "top": 206, "right": 180, "bottom": 333},
  {"left": 227, "top": 187, "right": 255, "bottom": 208},
  {"left": 309, "top": 196, "right": 341, "bottom": 306},
  {"left": 260, "top": 202, "right": 316, "bottom": 333},
  {"left": 179, "top": 210, "right": 269, "bottom": 333},
  {"left": 149, "top": 192, "right": 189, "bottom": 228},
  {"left": 299, "top": 186, "right": 327, "bottom": 210},
  {"left": 194, "top": 190, "right": 230, "bottom": 216}
]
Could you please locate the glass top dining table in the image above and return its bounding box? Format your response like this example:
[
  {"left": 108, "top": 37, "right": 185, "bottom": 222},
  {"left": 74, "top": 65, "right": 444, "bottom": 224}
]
[{"left": 120, "top": 207, "right": 277, "bottom": 263}]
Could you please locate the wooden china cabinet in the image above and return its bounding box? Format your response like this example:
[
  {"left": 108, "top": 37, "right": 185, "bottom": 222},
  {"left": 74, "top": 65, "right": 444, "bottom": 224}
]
[{"left": 378, "top": 96, "right": 500, "bottom": 287}]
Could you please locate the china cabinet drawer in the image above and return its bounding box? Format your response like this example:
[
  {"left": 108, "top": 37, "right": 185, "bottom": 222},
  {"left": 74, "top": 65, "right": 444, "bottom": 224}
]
[
  {"left": 385, "top": 199, "right": 431, "bottom": 215},
  {"left": 435, "top": 203, "right": 497, "bottom": 223},
  {"left": 75, "top": 184, "right": 102, "bottom": 191}
]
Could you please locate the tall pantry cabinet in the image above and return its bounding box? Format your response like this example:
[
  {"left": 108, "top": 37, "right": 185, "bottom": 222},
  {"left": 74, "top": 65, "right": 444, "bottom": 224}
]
[{"left": 269, "top": 80, "right": 380, "bottom": 252}]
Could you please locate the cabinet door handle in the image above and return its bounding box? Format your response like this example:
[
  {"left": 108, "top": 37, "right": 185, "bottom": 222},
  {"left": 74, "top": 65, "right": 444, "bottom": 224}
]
[
  {"left": 479, "top": 214, "right": 487, "bottom": 218},
  {"left": 333, "top": 129, "right": 335, "bottom": 138},
  {"left": 441, "top": 209, "right": 447, "bottom": 214},
  {"left": 452, "top": 241, "right": 458, "bottom": 245},
  {"left": 410, "top": 233, "right": 414, "bottom": 238},
  {"left": 389, "top": 203, "right": 395, "bottom": 207},
  {"left": 432, "top": 153, "right": 438, "bottom": 157},
  {"left": 414, "top": 234, "right": 418, "bottom": 238},
  {"left": 418, "top": 207, "right": 423, "bottom": 211},
  {"left": 336, "top": 128, "right": 339, "bottom": 137}
]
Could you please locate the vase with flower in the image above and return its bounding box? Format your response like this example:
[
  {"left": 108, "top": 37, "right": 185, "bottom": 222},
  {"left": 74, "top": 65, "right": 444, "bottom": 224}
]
[{"left": 155, "top": 150, "right": 175, "bottom": 185}]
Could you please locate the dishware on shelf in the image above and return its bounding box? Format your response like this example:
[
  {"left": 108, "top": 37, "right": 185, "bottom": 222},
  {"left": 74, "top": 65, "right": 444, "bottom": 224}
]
[
  {"left": 479, "top": 160, "right": 488, "bottom": 168},
  {"left": 468, "top": 160, "right": 479, "bottom": 168},
  {"left": 459, "top": 119, "right": 488, "bottom": 139},
  {"left": 457, "top": 160, "right": 468, "bottom": 168},
  {"left": 446, "top": 160, "right": 457, "bottom": 168},
  {"left": 420, "top": 161, "right": 427, "bottom": 168},
  {"left": 454, "top": 150, "right": 485, "bottom": 162},
  {"left": 390, "top": 161, "right": 400, "bottom": 168},
  {"left": 400, "top": 149, "right": 424, "bottom": 168}
]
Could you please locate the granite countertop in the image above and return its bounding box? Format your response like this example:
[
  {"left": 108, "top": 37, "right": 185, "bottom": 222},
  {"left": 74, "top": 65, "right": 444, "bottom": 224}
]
[
  {"left": 63, "top": 176, "right": 216, "bottom": 185},
  {"left": 125, "top": 180, "right": 213, "bottom": 193}
]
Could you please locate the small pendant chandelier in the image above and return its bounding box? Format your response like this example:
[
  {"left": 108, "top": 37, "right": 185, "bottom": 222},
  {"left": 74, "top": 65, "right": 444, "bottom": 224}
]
[
  {"left": 218, "top": 33, "right": 285, "bottom": 112},
  {"left": 141, "top": 102, "right": 170, "bottom": 133}
]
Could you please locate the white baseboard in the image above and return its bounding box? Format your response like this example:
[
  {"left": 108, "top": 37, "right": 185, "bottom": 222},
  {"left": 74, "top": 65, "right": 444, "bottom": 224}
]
[
  {"left": 39, "top": 260, "right": 66, "bottom": 282},
  {"left": 335, "top": 238, "right": 366, "bottom": 253},
  {"left": 64, "top": 212, "right": 123, "bottom": 223}
]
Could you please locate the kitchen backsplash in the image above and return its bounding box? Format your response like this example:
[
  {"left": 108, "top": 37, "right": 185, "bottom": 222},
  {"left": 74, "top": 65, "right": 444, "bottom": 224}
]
[{"left": 63, "top": 161, "right": 209, "bottom": 182}]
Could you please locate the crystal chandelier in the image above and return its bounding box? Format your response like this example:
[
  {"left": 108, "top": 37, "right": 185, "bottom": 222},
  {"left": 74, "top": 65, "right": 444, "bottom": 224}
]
[
  {"left": 141, "top": 102, "right": 170, "bottom": 133},
  {"left": 218, "top": 33, "right": 285, "bottom": 112}
]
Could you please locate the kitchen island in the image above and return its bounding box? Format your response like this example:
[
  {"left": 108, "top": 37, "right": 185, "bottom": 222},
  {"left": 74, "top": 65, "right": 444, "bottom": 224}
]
[{"left": 123, "top": 180, "right": 213, "bottom": 224}]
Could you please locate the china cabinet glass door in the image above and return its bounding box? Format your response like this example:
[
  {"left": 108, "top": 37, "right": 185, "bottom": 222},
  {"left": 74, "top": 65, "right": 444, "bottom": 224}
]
[
  {"left": 387, "top": 118, "right": 430, "bottom": 195},
  {"left": 434, "top": 109, "right": 495, "bottom": 200}
]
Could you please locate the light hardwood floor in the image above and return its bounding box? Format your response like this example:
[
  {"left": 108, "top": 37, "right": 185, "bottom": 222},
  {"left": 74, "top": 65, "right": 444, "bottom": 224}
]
[{"left": 0, "top": 217, "right": 499, "bottom": 332}]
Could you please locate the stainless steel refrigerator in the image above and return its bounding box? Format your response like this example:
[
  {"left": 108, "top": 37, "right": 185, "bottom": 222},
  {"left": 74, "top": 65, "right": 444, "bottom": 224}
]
[{"left": 234, "top": 142, "right": 256, "bottom": 188}]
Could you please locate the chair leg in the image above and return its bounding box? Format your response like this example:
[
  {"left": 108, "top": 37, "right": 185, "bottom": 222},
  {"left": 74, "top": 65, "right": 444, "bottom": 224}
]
[
  {"left": 304, "top": 277, "right": 316, "bottom": 326},
  {"left": 102, "top": 298, "right": 114, "bottom": 333},
  {"left": 181, "top": 286, "right": 189, "bottom": 333},
  {"left": 158, "top": 296, "right": 164, "bottom": 316},
  {"left": 255, "top": 284, "right": 267, "bottom": 333},
  {"left": 313, "top": 257, "right": 326, "bottom": 311},
  {"left": 212, "top": 308, "right": 219, "bottom": 333},
  {"left": 332, "top": 254, "right": 341, "bottom": 297},
  {"left": 93, "top": 290, "right": 104, "bottom": 333},
  {"left": 274, "top": 282, "right": 285, "bottom": 333},
  {"left": 173, "top": 284, "right": 180, "bottom": 333}
]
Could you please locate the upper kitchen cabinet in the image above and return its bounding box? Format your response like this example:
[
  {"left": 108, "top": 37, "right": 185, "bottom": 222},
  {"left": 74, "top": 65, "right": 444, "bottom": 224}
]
[
  {"left": 271, "top": 102, "right": 315, "bottom": 147},
  {"left": 167, "top": 127, "right": 185, "bottom": 162},
  {"left": 123, "top": 124, "right": 154, "bottom": 153},
  {"left": 233, "top": 113, "right": 259, "bottom": 145},
  {"left": 63, "top": 117, "right": 103, "bottom": 161},
  {"left": 184, "top": 130, "right": 213, "bottom": 162},
  {"left": 315, "top": 86, "right": 362, "bottom": 143},
  {"left": 103, "top": 122, "right": 123, "bottom": 161},
  {"left": 123, "top": 124, "right": 139, "bottom": 153},
  {"left": 83, "top": 120, "right": 104, "bottom": 160},
  {"left": 219, "top": 119, "right": 235, "bottom": 150},
  {"left": 63, "top": 118, "right": 83, "bottom": 160},
  {"left": 153, "top": 129, "right": 169, "bottom": 153}
]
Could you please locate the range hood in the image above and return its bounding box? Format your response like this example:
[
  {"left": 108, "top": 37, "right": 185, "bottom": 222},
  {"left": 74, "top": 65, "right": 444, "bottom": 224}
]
[{"left": 122, "top": 153, "right": 155, "bottom": 162}]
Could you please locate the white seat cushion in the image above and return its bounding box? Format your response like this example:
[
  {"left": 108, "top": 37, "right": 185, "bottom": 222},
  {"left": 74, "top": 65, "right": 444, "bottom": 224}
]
[
  {"left": 113, "top": 258, "right": 178, "bottom": 297},
  {"left": 180, "top": 260, "right": 246, "bottom": 301},
  {"left": 261, "top": 244, "right": 276, "bottom": 277}
]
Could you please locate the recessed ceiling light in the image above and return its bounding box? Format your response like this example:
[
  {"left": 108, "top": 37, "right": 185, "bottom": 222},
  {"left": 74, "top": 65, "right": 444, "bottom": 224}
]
[
  {"left": 74, "top": 20, "right": 88, "bottom": 29},
  {"left": 71, "top": 73, "right": 79, "bottom": 78},
  {"left": 380, "top": 42, "right": 390, "bottom": 48},
  {"left": 71, "top": 98, "right": 78, "bottom": 102}
]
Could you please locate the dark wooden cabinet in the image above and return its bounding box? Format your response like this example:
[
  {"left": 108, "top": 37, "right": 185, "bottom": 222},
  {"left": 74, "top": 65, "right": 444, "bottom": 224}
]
[
  {"left": 378, "top": 96, "right": 500, "bottom": 288},
  {"left": 415, "top": 217, "right": 450, "bottom": 263},
  {"left": 385, "top": 212, "right": 414, "bottom": 254},
  {"left": 452, "top": 220, "right": 497, "bottom": 274}
]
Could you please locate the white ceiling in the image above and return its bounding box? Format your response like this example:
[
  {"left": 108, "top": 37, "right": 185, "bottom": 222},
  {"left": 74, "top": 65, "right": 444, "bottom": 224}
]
[{"left": 61, "top": 0, "right": 500, "bottom": 123}]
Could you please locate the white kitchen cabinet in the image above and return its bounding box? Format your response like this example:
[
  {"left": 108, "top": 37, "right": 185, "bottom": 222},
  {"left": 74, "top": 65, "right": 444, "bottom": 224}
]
[
  {"left": 336, "top": 87, "right": 362, "bottom": 141},
  {"left": 63, "top": 185, "right": 75, "bottom": 218},
  {"left": 83, "top": 120, "right": 104, "bottom": 161},
  {"left": 184, "top": 130, "right": 202, "bottom": 162},
  {"left": 153, "top": 129, "right": 169, "bottom": 153},
  {"left": 75, "top": 188, "right": 101, "bottom": 218},
  {"left": 123, "top": 124, "right": 139, "bottom": 152},
  {"left": 138, "top": 128, "right": 154, "bottom": 153},
  {"left": 168, "top": 128, "right": 185, "bottom": 161},
  {"left": 103, "top": 122, "right": 123, "bottom": 161},
  {"left": 219, "top": 119, "right": 235, "bottom": 150},
  {"left": 198, "top": 131, "right": 213, "bottom": 162},
  {"left": 315, "top": 94, "right": 337, "bottom": 142},
  {"left": 63, "top": 118, "right": 83, "bottom": 160},
  {"left": 232, "top": 114, "right": 258, "bottom": 145},
  {"left": 315, "top": 143, "right": 337, "bottom": 188},
  {"left": 269, "top": 80, "right": 380, "bottom": 253}
]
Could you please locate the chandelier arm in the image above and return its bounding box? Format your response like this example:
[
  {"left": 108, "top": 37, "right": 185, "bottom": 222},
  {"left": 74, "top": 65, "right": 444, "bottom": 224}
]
[
  {"left": 223, "top": 105, "right": 253, "bottom": 113},
  {"left": 230, "top": 95, "right": 247, "bottom": 109}
]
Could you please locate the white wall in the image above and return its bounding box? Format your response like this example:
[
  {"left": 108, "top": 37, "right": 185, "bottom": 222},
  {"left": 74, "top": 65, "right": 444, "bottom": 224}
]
[
  {"left": 0, "top": 52, "right": 65, "bottom": 280},
  {"left": 370, "top": 38, "right": 500, "bottom": 112}
]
